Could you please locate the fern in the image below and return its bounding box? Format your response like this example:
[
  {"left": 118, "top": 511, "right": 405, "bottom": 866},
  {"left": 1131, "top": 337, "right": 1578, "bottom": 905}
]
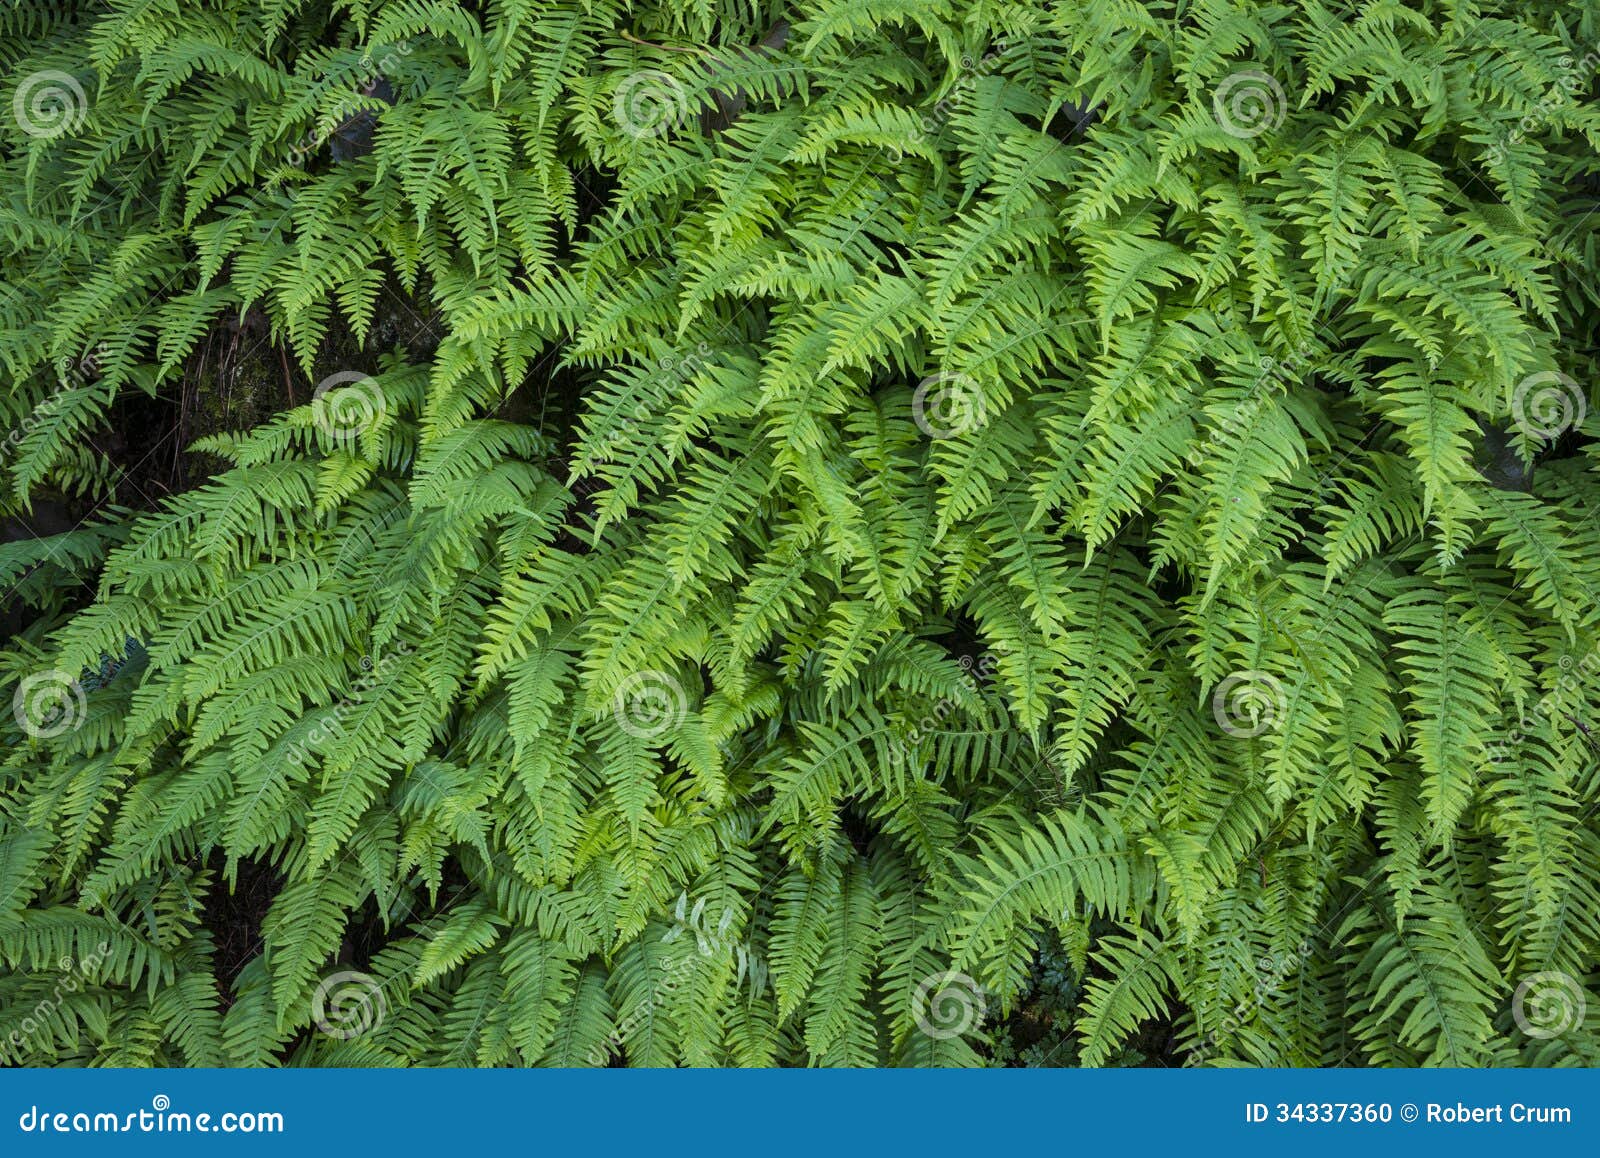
[{"left": 1, "top": 0, "right": 1598, "bottom": 1070}]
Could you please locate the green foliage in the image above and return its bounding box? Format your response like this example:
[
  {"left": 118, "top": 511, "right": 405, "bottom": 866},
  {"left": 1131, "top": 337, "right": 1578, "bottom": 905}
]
[{"left": 3, "top": 0, "right": 1600, "bottom": 1067}]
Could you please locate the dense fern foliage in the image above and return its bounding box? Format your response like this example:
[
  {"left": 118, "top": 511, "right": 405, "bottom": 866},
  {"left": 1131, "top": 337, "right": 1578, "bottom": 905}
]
[{"left": 3, "top": 0, "right": 1600, "bottom": 1067}]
